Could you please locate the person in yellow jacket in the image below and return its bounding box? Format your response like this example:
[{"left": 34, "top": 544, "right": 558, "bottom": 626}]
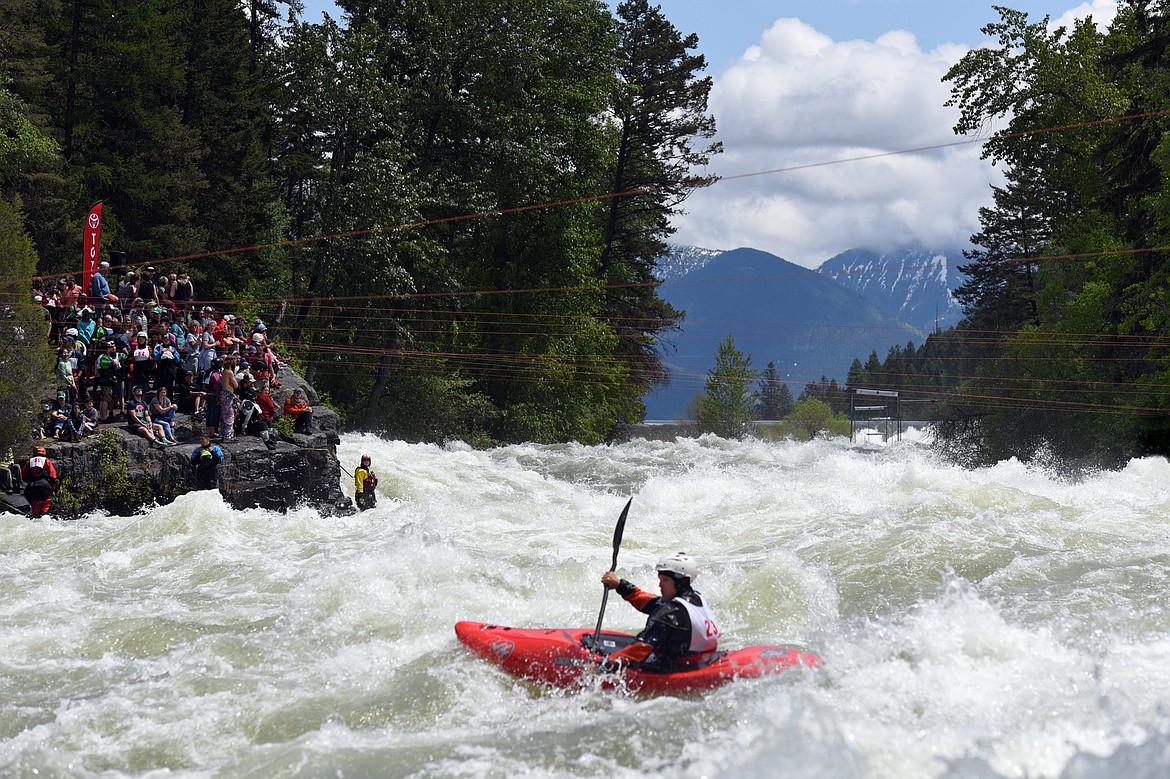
[{"left": 355, "top": 454, "right": 378, "bottom": 511}]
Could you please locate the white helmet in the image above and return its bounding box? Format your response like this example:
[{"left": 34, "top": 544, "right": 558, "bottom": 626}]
[{"left": 656, "top": 552, "right": 699, "bottom": 582}]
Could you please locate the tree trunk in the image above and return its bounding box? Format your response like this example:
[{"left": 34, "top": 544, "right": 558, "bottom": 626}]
[{"left": 361, "top": 331, "right": 399, "bottom": 430}]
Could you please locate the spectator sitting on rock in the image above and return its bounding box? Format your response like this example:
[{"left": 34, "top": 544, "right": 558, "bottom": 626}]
[
  {"left": 149, "top": 383, "right": 176, "bottom": 428},
  {"left": 81, "top": 397, "right": 99, "bottom": 434},
  {"left": 175, "top": 371, "right": 205, "bottom": 416},
  {"left": 283, "top": 387, "right": 313, "bottom": 434},
  {"left": 127, "top": 396, "right": 172, "bottom": 447},
  {"left": 48, "top": 391, "right": 71, "bottom": 439},
  {"left": 65, "top": 404, "right": 89, "bottom": 442}
]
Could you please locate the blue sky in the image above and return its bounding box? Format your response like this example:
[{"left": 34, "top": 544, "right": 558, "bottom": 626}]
[{"left": 297, "top": 0, "right": 1120, "bottom": 266}]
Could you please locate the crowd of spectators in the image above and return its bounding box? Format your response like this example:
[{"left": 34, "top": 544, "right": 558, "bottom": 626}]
[{"left": 31, "top": 261, "right": 300, "bottom": 449}]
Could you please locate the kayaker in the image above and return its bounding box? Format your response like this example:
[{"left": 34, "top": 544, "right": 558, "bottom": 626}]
[{"left": 599, "top": 552, "right": 720, "bottom": 671}]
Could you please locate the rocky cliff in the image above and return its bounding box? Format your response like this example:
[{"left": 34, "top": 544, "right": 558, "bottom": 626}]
[{"left": 35, "top": 371, "right": 355, "bottom": 518}]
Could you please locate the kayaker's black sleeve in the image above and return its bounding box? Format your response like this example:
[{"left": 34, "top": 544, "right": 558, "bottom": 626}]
[{"left": 636, "top": 601, "right": 693, "bottom": 668}]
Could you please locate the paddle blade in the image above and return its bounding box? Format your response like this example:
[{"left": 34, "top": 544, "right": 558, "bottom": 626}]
[{"left": 610, "top": 497, "right": 632, "bottom": 571}]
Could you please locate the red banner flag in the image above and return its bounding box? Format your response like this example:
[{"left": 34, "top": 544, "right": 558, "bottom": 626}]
[{"left": 82, "top": 201, "right": 103, "bottom": 301}]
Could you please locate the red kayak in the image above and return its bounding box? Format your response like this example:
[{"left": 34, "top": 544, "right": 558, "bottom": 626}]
[{"left": 455, "top": 621, "right": 822, "bottom": 694}]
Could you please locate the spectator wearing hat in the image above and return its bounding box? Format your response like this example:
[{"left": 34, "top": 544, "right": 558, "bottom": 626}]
[
  {"left": 154, "top": 333, "right": 180, "bottom": 393},
  {"left": 174, "top": 371, "right": 205, "bottom": 417},
  {"left": 76, "top": 307, "right": 97, "bottom": 345},
  {"left": 90, "top": 261, "right": 117, "bottom": 316},
  {"left": 229, "top": 316, "right": 247, "bottom": 345},
  {"left": 48, "top": 391, "right": 71, "bottom": 439},
  {"left": 58, "top": 276, "right": 80, "bottom": 314},
  {"left": 129, "top": 298, "right": 148, "bottom": 333},
  {"left": 129, "top": 331, "right": 154, "bottom": 389}
]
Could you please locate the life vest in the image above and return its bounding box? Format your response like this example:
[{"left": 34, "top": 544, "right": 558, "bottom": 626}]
[
  {"left": 97, "top": 353, "right": 120, "bottom": 384},
  {"left": 674, "top": 591, "right": 720, "bottom": 654},
  {"left": 26, "top": 455, "right": 49, "bottom": 481},
  {"left": 195, "top": 447, "right": 219, "bottom": 475}
]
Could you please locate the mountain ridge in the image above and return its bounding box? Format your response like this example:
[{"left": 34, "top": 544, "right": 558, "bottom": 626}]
[{"left": 645, "top": 246, "right": 927, "bottom": 419}]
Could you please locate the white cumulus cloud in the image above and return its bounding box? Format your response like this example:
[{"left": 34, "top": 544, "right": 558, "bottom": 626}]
[{"left": 671, "top": 18, "right": 999, "bottom": 268}]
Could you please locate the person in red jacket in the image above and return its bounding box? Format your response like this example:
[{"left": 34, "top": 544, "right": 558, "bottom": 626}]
[
  {"left": 22, "top": 446, "right": 58, "bottom": 518},
  {"left": 598, "top": 552, "right": 720, "bottom": 671},
  {"left": 282, "top": 387, "right": 313, "bottom": 433}
]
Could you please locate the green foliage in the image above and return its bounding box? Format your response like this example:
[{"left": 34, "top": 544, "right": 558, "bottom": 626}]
[
  {"left": 0, "top": 74, "right": 58, "bottom": 182},
  {"left": 695, "top": 335, "right": 757, "bottom": 438},
  {"left": 0, "top": 196, "right": 52, "bottom": 451},
  {"left": 912, "top": 6, "right": 1170, "bottom": 467},
  {"left": 784, "top": 398, "right": 850, "bottom": 441},
  {"left": 53, "top": 431, "right": 153, "bottom": 518}
]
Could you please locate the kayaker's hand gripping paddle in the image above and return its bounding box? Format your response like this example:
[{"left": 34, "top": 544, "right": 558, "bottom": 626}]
[{"left": 592, "top": 497, "right": 633, "bottom": 654}]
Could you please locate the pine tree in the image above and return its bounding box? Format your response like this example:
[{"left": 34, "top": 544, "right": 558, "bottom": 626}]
[
  {"left": 756, "top": 361, "right": 794, "bottom": 419},
  {"left": 696, "top": 335, "right": 757, "bottom": 438},
  {"left": 597, "top": 0, "right": 721, "bottom": 395}
]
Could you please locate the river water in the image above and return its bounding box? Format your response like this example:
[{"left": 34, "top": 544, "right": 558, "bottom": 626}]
[{"left": 4, "top": 432, "right": 1170, "bottom": 778}]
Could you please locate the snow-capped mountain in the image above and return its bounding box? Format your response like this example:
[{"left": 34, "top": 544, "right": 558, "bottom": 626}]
[
  {"left": 658, "top": 244, "right": 722, "bottom": 280},
  {"left": 642, "top": 244, "right": 970, "bottom": 418},
  {"left": 816, "top": 247, "right": 967, "bottom": 332}
]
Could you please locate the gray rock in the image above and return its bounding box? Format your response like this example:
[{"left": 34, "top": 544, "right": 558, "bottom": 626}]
[{"left": 35, "top": 373, "right": 356, "bottom": 517}]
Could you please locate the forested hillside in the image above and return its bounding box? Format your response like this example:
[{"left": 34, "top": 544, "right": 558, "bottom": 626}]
[
  {"left": 0, "top": 0, "right": 717, "bottom": 445},
  {"left": 846, "top": 3, "right": 1170, "bottom": 468}
]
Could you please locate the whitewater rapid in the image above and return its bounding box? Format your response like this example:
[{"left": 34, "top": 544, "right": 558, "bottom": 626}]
[{"left": 5, "top": 432, "right": 1170, "bottom": 778}]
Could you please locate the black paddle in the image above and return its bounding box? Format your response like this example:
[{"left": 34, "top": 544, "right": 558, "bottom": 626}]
[{"left": 591, "top": 497, "right": 633, "bottom": 652}]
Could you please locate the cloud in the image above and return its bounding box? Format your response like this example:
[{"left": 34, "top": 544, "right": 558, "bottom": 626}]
[
  {"left": 1050, "top": 0, "right": 1118, "bottom": 31},
  {"left": 671, "top": 18, "right": 999, "bottom": 268}
]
